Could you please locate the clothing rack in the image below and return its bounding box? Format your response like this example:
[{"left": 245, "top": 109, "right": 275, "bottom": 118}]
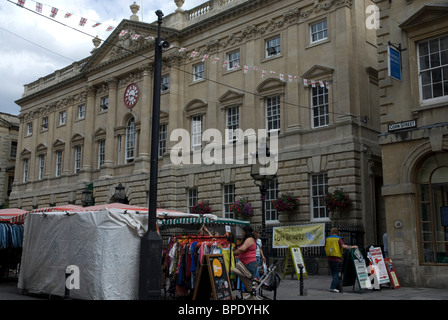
[
  {"left": 163, "top": 233, "right": 235, "bottom": 299},
  {"left": 0, "top": 223, "right": 24, "bottom": 250}
]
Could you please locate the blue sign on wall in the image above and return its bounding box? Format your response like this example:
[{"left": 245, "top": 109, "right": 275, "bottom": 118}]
[{"left": 388, "top": 46, "right": 402, "bottom": 81}]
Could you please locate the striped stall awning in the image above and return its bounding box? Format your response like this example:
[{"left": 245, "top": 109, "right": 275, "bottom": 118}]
[
  {"left": 10, "top": 205, "right": 84, "bottom": 225},
  {"left": 0, "top": 208, "right": 26, "bottom": 222},
  {"left": 159, "top": 216, "right": 250, "bottom": 226}
]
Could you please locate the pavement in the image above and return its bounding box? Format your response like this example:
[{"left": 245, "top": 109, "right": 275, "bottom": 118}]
[
  {"left": 272, "top": 274, "right": 448, "bottom": 300},
  {"left": 1, "top": 273, "right": 448, "bottom": 300}
]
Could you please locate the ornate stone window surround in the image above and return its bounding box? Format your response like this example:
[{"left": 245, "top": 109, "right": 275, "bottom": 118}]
[
  {"left": 71, "top": 134, "right": 85, "bottom": 175},
  {"left": 403, "top": 28, "right": 448, "bottom": 112},
  {"left": 257, "top": 78, "right": 286, "bottom": 135},
  {"left": 301, "top": 65, "right": 334, "bottom": 129},
  {"left": 305, "top": 15, "right": 331, "bottom": 49},
  {"left": 218, "top": 89, "right": 244, "bottom": 144},
  {"left": 35, "top": 143, "right": 47, "bottom": 181}
]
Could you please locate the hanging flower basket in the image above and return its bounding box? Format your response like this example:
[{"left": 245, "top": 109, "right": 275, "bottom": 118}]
[
  {"left": 191, "top": 201, "right": 212, "bottom": 214},
  {"left": 324, "top": 188, "right": 351, "bottom": 214},
  {"left": 272, "top": 192, "right": 300, "bottom": 213},
  {"left": 230, "top": 198, "right": 254, "bottom": 217}
]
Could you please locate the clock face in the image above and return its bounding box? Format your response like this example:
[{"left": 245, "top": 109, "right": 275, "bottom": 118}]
[{"left": 124, "top": 83, "right": 139, "bottom": 108}]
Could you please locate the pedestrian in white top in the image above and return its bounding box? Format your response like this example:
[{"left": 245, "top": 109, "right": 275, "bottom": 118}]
[{"left": 254, "top": 230, "right": 266, "bottom": 279}]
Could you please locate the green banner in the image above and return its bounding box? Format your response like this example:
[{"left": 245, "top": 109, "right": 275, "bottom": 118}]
[{"left": 272, "top": 224, "right": 325, "bottom": 248}]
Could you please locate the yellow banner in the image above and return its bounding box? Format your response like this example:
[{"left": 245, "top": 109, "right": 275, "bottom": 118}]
[{"left": 272, "top": 224, "right": 325, "bottom": 248}]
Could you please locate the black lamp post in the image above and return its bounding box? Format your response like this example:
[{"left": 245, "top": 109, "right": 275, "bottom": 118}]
[
  {"left": 250, "top": 140, "right": 277, "bottom": 233},
  {"left": 139, "top": 10, "right": 166, "bottom": 300}
]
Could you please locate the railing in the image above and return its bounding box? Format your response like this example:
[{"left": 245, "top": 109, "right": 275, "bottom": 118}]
[
  {"left": 188, "top": 1, "right": 213, "bottom": 20},
  {"left": 219, "top": 0, "right": 236, "bottom": 5},
  {"left": 187, "top": 0, "right": 245, "bottom": 21},
  {"left": 22, "top": 58, "right": 88, "bottom": 97}
]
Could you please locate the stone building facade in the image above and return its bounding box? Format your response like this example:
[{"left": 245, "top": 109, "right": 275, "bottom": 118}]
[
  {"left": 0, "top": 112, "right": 19, "bottom": 207},
  {"left": 11, "top": 0, "right": 383, "bottom": 243},
  {"left": 376, "top": 0, "right": 448, "bottom": 287}
]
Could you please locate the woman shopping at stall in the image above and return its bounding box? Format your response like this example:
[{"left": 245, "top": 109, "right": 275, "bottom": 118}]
[
  {"left": 231, "top": 225, "right": 259, "bottom": 297},
  {"left": 233, "top": 226, "right": 258, "bottom": 277}
]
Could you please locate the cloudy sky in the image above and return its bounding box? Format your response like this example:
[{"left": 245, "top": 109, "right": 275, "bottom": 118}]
[{"left": 0, "top": 0, "right": 206, "bottom": 115}]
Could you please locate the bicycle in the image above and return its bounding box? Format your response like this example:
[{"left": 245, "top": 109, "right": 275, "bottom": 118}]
[
  {"left": 302, "top": 248, "right": 319, "bottom": 275},
  {"left": 277, "top": 249, "right": 319, "bottom": 276},
  {"left": 304, "top": 256, "right": 319, "bottom": 275}
]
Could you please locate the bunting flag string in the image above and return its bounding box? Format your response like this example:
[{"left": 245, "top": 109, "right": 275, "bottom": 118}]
[
  {"left": 14, "top": 0, "right": 115, "bottom": 33},
  {"left": 171, "top": 44, "right": 332, "bottom": 88},
  {"left": 12, "top": 0, "right": 331, "bottom": 88}
]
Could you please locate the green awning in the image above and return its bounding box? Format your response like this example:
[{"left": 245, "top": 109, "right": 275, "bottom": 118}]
[{"left": 159, "top": 216, "right": 250, "bottom": 226}]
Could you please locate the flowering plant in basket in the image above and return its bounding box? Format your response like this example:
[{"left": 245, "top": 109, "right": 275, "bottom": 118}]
[
  {"left": 191, "top": 201, "right": 212, "bottom": 214},
  {"left": 272, "top": 192, "right": 300, "bottom": 212},
  {"left": 230, "top": 198, "right": 254, "bottom": 217},
  {"left": 324, "top": 188, "right": 351, "bottom": 213}
]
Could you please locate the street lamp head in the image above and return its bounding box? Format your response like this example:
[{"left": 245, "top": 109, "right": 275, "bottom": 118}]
[
  {"left": 81, "top": 186, "right": 93, "bottom": 207},
  {"left": 155, "top": 10, "right": 164, "bottom": 19},
  {"left": 159, "top": 40, "right": 171, "bottom": 49},
  {"left": 114, "top": 183, "right": 126, "bottom": 202},
  {"left": 250, "top": 160, "right": 277, "bottom": 182},
  {"left": 250, "top": 142, "right": 277, "bottom": 182}
]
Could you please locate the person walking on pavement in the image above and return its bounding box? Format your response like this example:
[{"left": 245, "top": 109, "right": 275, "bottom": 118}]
[
  {"left": 254, "top": 230, "right": 266, "bottom": 279},
  {"left": 325, "top": 228, "right": 358, "bottom": 293}
]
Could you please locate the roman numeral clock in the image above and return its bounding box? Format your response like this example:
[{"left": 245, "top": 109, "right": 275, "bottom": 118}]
[{"left": 124, "top": 83, "right": 139, "bottom": 108}]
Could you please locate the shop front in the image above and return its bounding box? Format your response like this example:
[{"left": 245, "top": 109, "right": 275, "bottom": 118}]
[
  {"left": 416, "top": 153, "right": 448, "bottom": 266},
  {"left": 382, "top": 145, "right": 448, "bottom": 288}
]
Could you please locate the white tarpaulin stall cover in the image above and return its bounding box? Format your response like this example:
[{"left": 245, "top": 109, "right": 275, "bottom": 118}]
[
  {"left": 17, "top": 206, "right": 243, "bottom": 300},
  {"left": 18, "top": 208, "right": 149, "bottom": 300}
]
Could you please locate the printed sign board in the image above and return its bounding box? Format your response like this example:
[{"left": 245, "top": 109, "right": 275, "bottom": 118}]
[
  {"left": 282, "top": 246, "right": 307, "bottom": 280},
  {"left": 368, "top": 247, "right": 390, "bottom": 285},
  {"left": 273, "top": 224, "right": 325, "bottom": 248},
  {"left": 192, "top": 254, "right": 233, "bottom": 300},
  {"left": 388, "top": 120, "right": 417, "bottom": 132},
  {"left": 352, "top": 249, "right": 372, "bottom": 290},
  {"left": 384, "top": 258, "right": 401, "bottom": 289},
  {"left": 388, "top": 45, "right": 402, "bottom": 81}
]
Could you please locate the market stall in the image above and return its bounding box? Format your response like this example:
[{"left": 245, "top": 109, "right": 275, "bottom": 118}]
[
  {"left": 18, "top": 207, "right": 151, "bottom": 299},
  {"left": 0, "top": 209, "right": 26, "bottom": 279},
  {"left": 158, "top": 214, "right": 250, "bottom": 299},
  {"left": 17, "top": 204, "right": 247, "bottom": 299}
]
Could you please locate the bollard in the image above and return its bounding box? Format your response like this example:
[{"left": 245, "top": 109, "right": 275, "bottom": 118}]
[{"left": 298, "top": 263, "right": 304, "bottom": 296}]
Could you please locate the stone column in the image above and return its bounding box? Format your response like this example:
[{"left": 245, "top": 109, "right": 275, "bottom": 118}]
[
  {"left": 79, "top": 85, "right": 96, "bottom": 183},
  {"left": 134, "top": 63, "right": 153, "bottom": 173},
  {"left": 43, "top": 109, "right": 56, "bottom": 186},
  {"left": 163, "top": 55, "right": 183, "bottom": 167},
  {"left": 62, "top": 105, "right": 73, "bottom": 179},
  {"left": 285, "top": 27, "right": 300, "bottom": 133},
  {"left": 100, "top": 77, "right": 118, "bottom": 179}
]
